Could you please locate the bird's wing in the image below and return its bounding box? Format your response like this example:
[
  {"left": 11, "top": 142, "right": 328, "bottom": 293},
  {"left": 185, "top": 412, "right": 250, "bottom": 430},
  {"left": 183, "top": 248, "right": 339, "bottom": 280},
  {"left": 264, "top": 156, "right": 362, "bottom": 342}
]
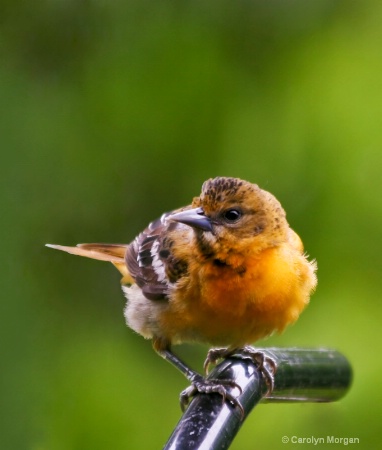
[{"left": 126, "top": 210, "right": 190, "bottom": 301}]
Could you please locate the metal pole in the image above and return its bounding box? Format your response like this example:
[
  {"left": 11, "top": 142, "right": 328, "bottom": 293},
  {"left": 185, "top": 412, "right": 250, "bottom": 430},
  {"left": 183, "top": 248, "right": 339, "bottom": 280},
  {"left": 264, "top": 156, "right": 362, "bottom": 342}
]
[{"left": 163, "top": 348, "right": 352, "bottom": 450}]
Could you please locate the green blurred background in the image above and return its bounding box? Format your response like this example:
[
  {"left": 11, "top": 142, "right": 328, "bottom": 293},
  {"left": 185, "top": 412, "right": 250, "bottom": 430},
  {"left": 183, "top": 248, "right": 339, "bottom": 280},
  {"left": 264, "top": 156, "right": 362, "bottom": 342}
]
[{"left": 1, "top": 1, "right": 381, "bottom": 448}]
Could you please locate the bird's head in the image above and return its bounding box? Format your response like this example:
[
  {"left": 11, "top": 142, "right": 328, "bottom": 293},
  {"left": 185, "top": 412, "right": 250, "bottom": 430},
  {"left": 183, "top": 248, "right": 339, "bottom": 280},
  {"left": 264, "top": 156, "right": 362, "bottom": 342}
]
[{"left": 169, "top": 177, "right": 289, "bottom": 260}]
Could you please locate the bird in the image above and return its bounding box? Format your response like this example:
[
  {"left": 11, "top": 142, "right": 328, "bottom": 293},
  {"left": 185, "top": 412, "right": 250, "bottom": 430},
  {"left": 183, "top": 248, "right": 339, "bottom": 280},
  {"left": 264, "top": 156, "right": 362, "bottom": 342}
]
[{"left": 46, "top": 176, "right": 317, "bottom": 413}]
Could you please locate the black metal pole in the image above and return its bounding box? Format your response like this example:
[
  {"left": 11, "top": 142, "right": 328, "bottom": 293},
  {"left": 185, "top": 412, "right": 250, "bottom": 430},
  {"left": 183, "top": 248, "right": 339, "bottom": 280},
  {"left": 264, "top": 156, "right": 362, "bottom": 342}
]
[{"left": 163, "top": 348, "right": 352, "bottom": 450}]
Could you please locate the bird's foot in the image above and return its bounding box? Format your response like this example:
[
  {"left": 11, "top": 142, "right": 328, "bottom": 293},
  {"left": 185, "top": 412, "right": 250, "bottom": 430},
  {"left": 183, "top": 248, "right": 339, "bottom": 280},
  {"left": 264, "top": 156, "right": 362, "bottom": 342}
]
[
  {"left": 179, "top": 374, "right": 243, "bottom": 415},
  {"left": 203, "top": 347, "right": 234, "bottom": 374},
  {"left": 204, "top": 346, "right": 277, "bottom": 395}
]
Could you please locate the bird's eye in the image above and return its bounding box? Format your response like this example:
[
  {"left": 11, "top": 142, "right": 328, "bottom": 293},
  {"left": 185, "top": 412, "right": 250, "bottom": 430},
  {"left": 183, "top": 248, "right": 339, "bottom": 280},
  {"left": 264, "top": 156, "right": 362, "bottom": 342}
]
[{"left": 222, "top": 209, "right": 242, "bottom": 223}]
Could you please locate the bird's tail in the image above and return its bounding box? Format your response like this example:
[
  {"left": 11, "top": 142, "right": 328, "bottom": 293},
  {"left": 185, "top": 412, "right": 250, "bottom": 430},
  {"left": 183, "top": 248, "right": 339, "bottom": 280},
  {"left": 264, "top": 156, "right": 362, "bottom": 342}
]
[{"left": 46, "top": 243, "right": 133, "bottom": 284}]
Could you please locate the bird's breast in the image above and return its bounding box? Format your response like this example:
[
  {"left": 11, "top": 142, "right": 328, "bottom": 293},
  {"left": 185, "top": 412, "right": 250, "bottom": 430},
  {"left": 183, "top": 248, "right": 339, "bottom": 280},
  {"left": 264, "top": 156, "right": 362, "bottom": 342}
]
[{"left": 160, "top": 244, "right": 315, "bottom": 346}]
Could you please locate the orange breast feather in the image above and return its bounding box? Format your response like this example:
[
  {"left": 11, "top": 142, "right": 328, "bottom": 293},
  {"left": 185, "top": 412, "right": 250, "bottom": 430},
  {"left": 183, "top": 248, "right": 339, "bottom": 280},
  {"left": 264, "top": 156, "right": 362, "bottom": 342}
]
[{"left": 160, "top": 243, "right": 316, "bottom": 347}]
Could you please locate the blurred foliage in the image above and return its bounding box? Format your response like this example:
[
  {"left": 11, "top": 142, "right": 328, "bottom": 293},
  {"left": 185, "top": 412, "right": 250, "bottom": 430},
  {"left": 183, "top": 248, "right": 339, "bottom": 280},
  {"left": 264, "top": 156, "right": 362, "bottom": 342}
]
[{"left": 1, "top": 0, "right": 381, "bottom": 449}]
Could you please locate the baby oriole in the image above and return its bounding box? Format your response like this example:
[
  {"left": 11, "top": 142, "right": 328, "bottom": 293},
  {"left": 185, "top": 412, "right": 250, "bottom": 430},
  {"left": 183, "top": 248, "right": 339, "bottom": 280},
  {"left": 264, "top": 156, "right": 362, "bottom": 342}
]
[{"left": 47, "top": 177, "right": 317, "bottom": 411}]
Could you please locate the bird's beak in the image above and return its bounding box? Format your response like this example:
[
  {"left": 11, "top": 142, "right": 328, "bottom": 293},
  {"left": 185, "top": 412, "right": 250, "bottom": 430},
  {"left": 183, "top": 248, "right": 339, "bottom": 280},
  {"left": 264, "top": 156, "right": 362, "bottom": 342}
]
[{"left": 169, "top": 207, "right": 213, "bottom": 232}]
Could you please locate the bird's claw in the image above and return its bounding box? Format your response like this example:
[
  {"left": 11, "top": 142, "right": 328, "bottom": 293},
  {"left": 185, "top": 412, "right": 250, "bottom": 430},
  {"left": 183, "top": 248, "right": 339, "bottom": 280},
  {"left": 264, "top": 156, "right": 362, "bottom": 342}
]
[
  {"left": 204, "top": 346, "right": 277, "bottom": 395},
  {"left": 179, "top": 374, "right": 243, "bottom": 416},
  {"left": 238, "top": 346, "right": 277, "bottom": 394},
  {"left": 180, "top": 347, "right": 277, "bottom": 417},
  {"left": 203, "top": 347, "right": 231, "bottom": 374}
]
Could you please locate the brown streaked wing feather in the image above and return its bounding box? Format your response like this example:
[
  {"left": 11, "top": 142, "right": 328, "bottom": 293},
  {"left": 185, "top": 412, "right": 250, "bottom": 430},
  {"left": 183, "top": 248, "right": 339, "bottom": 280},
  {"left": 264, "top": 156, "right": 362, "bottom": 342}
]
[{"left": 125, "top": 210, "right": 189, "bottom": 300}]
